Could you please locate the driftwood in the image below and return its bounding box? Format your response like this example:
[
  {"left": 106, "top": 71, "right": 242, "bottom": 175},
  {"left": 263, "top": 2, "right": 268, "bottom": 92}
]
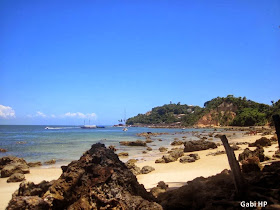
[
  {"left": 220, "top": 135, "right": 246, "bottom": 197},
  {"left": 273, "top": 115, "right": 280, "bottom": 148}
]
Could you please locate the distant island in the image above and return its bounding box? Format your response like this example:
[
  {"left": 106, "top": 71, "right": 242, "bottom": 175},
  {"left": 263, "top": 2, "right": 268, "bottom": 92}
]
[{"left": 126, "top": 95, "right": 280, "bottom": 127}]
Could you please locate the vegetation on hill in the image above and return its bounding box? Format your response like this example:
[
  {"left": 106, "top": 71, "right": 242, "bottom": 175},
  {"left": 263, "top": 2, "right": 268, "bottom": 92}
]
[{"left": 126, "top": 95, "right": 279, "bottom": 127}]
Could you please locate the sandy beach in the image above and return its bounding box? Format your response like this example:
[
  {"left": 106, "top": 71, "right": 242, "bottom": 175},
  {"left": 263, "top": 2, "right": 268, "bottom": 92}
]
[
  {"left": 0, "top": 133, "right": 278, "bottom": 209},
  {"left": 0, "top": 167, "right": 62, "bottom": 209},
  {"left": 135, "top": 134, "right": 278, "bottom": 190}
]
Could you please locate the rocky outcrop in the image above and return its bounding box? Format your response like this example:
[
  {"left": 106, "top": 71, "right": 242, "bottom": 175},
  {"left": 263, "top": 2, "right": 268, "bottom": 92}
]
[
  {"left": 248, "top": 137, "right": 272, "bottom": 147},
  {"left": 238, "top": 147, "right": 267, "bottom": 162},
  {"left": 184, "top": 140, "right": 217, "bottom": 152},
  {"left": 158, "top": 161, "right": 280, "bottom": 209},
  {"left": 0, "top": 156, "right": 30, "bottom": 178},
  {"left": 7, "top": 143, "right": 162, "bottom": 210},
  {"left": 120, "top": 140, "right": 147, "bottom": 147}
]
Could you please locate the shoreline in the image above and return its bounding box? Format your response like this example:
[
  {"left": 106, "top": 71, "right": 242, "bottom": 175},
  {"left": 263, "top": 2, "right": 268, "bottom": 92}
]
[{"left": 0, "top": 130, "right": 278, "bottom": 209}]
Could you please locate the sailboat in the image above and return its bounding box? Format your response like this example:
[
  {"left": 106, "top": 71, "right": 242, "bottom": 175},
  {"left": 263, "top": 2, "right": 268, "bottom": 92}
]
[{"left": 81, "top": 119, "right": 97, "bottom": 129}]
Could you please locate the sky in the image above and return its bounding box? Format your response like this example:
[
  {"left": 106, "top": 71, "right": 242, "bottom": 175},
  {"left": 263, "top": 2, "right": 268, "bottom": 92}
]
[{"left": 0, "top": 0, "right": 279, "bottom": 125}]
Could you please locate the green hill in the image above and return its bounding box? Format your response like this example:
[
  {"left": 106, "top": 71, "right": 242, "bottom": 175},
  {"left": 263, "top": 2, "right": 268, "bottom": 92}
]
[{"left": 126, "top": 95, "right": 279, "bottom": 127}]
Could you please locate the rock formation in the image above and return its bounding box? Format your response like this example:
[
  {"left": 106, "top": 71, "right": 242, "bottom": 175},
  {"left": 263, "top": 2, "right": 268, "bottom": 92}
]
[
  {"left": 0, "top": 156, "right": 30, "bottom": 178},
  {"left": 7, "top": 143, "right": 162, "bottom": 210}
]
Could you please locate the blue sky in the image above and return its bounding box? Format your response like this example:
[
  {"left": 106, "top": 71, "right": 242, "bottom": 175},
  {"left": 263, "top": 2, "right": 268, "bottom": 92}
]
[{"left": 0, "top": 0, "right": 279, "bottom": 125}]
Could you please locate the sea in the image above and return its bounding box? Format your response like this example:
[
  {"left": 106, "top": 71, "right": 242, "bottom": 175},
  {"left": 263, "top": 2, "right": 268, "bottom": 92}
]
[{"left": 0, "top": 125, "right": 212, "bottom": 166}]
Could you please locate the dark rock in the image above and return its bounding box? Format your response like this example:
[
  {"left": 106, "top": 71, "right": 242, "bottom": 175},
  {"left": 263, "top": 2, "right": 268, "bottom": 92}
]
[
  {"left": 169, "top": 149, "right": 184, "bottom": 159},
  {"left": 189, "top": 153, "right": 200, "bottom": 160},
  {"left": 0, "top": 148, "right": 7, "bottom": 152},
  {"left": 108, "top": 145, "right": 117, "bottom": 151},
  {"left": 150, "top": 187, "right": 166, "bottom": 198},
  {"left": 171, "top": 140, "right": 183, "bottom": 146},
  {"left": 141, "top": 166, "right": 155, "bottom": 174},
  {"left": 7, "top": 173, "right": 25, "bottom": 183},
  {"left": 7, "top": 196, "right": 49, "bottom": 210},
  {"left": 120, "top": 140, "right": 147, "bottom": 147},
  {"left": 157, "top": 181, "right": 168, "bottom": 190},
  {"left": 179, "top": 156, "right": 195, "bottom": 163},
  {"left": 126, "top": 159, "right": 141, "bottom": 176},
  {"left": 142, "top": 151, "right": 147, "bottom": 154},
  {"left": 241, "top": 157, "right": 261, "bottom": 173},
  {"left": 159, "top": 147, "right": 167, "bottom": 152},
  {"left": 0, "top": 156, "right": 30, "bottom": 178},
  {"left": 28, "top": 162, "right": 42, "bottom": 167},
  {"left": 118, "top": 152, "right": 129, "bottom": 157},
  {"left": 7, "top": 143, "right": 162, "bottom": 209},
  {"left": 155, "top": 158, "right": 165, "bottom": 163},
  {"left": 249, "top": 137, "right": 271, "bottom": 147},
  {"left": 162, "top": 155, "right": 177, "bottom": 163},
  {"left": 44, "top": 159, "right": 56, "bottom": 165},
  {"left": 231, "top": 143, "right": 240, "bottom": 151},
  {"left": 145, "top": 139, "right": 153, "bottom": 143},
  {"left": 147, "top": 147, "right": 153, "bottom": 151},
  {"left": 184, "top": 140, "right": 217, "bottom": 152},
  {"left": 206, "top": 151, "right": 226, "bottom": 156},
  {"left": 238, "top": 147, "right": 266, "bottom": 162}
]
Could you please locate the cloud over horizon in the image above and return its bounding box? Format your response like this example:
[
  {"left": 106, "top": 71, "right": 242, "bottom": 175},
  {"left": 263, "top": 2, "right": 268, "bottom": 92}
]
[
  {"left": 64, "top": 112, "right": 97, "bottom": 119},
  {"left": 26, "top": 111, "right": 97, "bottom": 119},
  {"left": 0, "top": 105, "right": 16, "bottom": 119}
]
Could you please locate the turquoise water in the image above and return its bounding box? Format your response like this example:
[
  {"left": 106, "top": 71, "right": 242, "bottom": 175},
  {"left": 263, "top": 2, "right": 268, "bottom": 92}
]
[{"left": 0, "top": 125, "right": 207, "bottom": 165}]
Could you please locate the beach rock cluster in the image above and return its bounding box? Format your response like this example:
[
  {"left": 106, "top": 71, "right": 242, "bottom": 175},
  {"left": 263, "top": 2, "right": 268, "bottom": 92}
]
[
  {"left": 184, "top": 140, "right": 217, "bottom": 152},
  {"left": 157, "top": 161, "right": 280, "bottom": 209},
  {"left": 155, "top": 149, "right": 184, "bottom": 163},
  {"left": 0, "top": 156, "right": 30, "bottom": 182},
  {"left": 125, "top": 159, "right": 141, "bottom": 176},
  {"left": 206, "top": 150, "right": 226, "bottom": 156},
  {"left": 7, "top": 143, "right": 162, "bottom": 210}
]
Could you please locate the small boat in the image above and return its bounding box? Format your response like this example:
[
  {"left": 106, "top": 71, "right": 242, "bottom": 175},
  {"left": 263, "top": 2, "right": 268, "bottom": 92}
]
[
  {"left": 123, "top": 127, "right": 128, "bottom": 132},
  {"left": 96, "top": 126, "right": 105, "bottom": 128}
]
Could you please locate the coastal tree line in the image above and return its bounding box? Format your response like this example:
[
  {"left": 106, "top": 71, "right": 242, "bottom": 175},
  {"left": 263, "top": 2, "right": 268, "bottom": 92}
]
[{"left": 126, "top": 95, "right": 280, "bottom": 126}]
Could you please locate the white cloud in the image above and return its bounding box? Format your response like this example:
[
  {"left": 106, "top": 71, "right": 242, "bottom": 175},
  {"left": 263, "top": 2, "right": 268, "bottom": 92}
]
[
  {"left": 51, "top": 114, "right": 56, "bottom": 118},
  {"left": 0, "top": 105, "right": 16, "bottom": 119},
  {"left": 64, "top": 112, "right": 97, "bottom": 119},
  {"left": 35, "top": 111, "right": 46, "bottom": 118}
]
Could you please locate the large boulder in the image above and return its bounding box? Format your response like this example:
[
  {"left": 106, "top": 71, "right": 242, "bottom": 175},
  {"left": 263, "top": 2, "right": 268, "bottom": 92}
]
[
  {"left": 184, "top": 140, "right": 217, "bottom": 152},
  {"left": 7, "top": 143, "right": 162, "bottom": 210},
  {"left": 0, "top": 156, "right": 30, "bottom": 178}
]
